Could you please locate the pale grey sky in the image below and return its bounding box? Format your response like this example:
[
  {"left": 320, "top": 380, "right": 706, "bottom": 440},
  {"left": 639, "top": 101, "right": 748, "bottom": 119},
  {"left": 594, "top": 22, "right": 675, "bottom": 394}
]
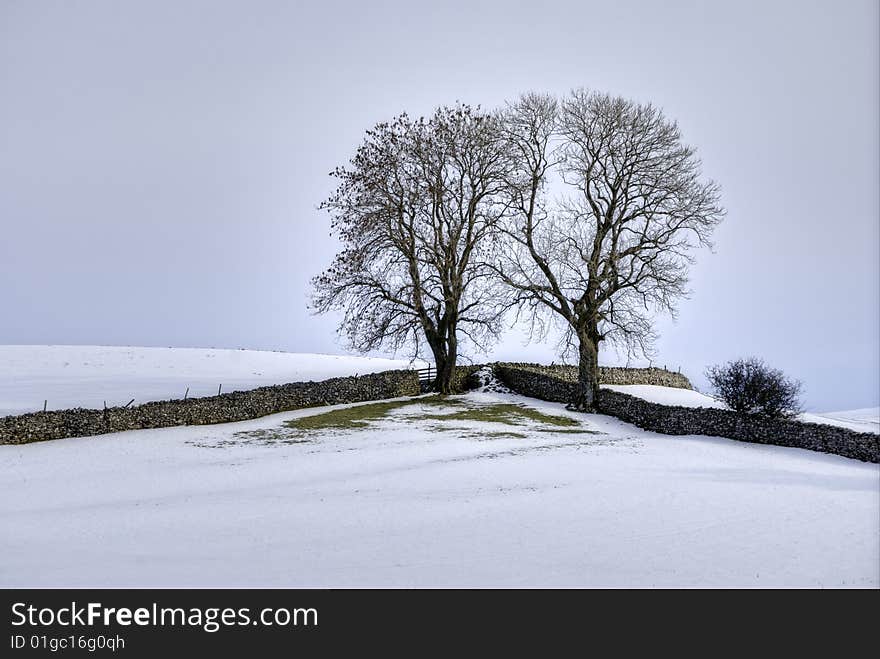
[{"left": 1, "top": 0, "right": 877, "bottom": 411}]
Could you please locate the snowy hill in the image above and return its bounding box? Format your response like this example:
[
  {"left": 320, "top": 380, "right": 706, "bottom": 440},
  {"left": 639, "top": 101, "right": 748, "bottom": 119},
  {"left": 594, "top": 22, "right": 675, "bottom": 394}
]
[
  {"left": 1, "top": 347, "right": 876, "bottom": 587},
  {"left": 1, "top": 390, "right": 876, "bottom": 587},
  {"left": 0, "top": 345, "right": 426, "bottom": 416}
]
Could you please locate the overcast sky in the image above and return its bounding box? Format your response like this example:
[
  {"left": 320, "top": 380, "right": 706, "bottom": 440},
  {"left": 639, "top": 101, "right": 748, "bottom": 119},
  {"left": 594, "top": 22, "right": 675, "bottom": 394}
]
[{"left": 1, "top": 0, "right": 877, "bottom": 411}]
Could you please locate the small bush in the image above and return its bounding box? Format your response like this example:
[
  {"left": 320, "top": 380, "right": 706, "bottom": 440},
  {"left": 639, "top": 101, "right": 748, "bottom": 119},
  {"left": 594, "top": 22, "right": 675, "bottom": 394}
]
[{"left": 705, "top": 358, "right": 802, "bottom": 419}]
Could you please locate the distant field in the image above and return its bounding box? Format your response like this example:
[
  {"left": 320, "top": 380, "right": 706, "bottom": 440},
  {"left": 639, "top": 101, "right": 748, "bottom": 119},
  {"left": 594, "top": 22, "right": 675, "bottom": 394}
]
[{"left": 0, "top": 345, "right": 427, "bottom": 416}]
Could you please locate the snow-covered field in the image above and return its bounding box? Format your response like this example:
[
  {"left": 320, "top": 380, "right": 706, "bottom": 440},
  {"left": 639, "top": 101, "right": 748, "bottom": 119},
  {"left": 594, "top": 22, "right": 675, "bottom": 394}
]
[
  {"left": 813, "top": 408, "right": 880, "bottom": 434},
  {"left": 604, "top": 384, "right": 727, "bottom": 409},
  {"left": 1, "top": 346, "right": 876, "bottom": 587},
  {"left": 0, "top": 345, "right": 426, "bottom": 416},
  {"left": 1, "top": 390, "right": 876, "bottom": 587}
]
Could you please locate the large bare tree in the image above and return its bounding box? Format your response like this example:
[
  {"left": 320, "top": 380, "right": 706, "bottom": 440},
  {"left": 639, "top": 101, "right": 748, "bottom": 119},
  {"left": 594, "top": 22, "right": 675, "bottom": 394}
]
[
  {"left": 497, "top": 90, "right": 725, "bottom": 410},
  {"left": 312, "top": 105, "right": 510, "bottom": 393}
]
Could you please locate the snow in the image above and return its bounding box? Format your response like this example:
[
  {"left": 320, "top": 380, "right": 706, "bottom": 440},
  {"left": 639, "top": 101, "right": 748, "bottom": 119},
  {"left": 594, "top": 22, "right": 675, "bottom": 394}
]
[
  {"left": 605, "top": 384, "right": 879, "bottom": 434},
  {"left": 804, "top": 408, "right": 880, "bottom": 435},
  {"left": 0, "top": 345, "right": 426, "bottom": 416},
  {"left": 474, "top": 365, "right": 512, "bottom": 393},
  {"left": 824, "top": 407, "right": 880, "bottom": 422},
  {"left": 1, "top": 391, "right": 876, "bottom": 587},
  {"left": 604, "top": 384, "right": 726, "bottom": 408}
]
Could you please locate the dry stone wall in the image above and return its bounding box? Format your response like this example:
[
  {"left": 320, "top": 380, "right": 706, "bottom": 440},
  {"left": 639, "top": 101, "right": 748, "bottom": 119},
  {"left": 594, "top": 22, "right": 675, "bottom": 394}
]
[
  {"left": 0, "top": 370, "right": 419, "bottom": 445},
  {"left": 496, "top": 362, "right": 693, "bottom": 389},
  {"left": 495, "top": 364, "right": 879, "bottom": 463},
  {"left": 6, "top": 361, "right": 874, "bottom": 463}
]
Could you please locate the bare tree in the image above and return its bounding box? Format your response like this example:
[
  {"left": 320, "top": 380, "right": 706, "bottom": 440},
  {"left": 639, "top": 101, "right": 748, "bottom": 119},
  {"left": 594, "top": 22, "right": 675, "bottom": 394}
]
[
  {"left": 497, "top": 90, "right": 725, "bottom": 410},
  {"left": 312, "top": 105, "right": 511, "bottom": 393}
]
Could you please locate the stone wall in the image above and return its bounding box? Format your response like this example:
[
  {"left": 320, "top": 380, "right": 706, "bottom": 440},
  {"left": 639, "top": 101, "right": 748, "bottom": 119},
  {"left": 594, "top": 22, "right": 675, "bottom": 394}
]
[
  {"left": 598, "top": 389, "right": 879, "bottom": 463},
  {"left": 0, "top": 369, "right": 419, "bottom": 445},
  {"left": 452, "top": 365, "right": 484, "bottom": 391},
  {"left": 7, "top": 360, "right": 875, "bottom": 463},
  {"left": 496, "top": 362, "right": 693, "bottom": 390},
  {"left": 598, "top": 365, "right": 692, "bottom": 389},
  {"left": 494, "top": 365, "right": 879, "bottom": 463},
  {"left": 494, "top": 364, "right": 579, "bottom": 403}
]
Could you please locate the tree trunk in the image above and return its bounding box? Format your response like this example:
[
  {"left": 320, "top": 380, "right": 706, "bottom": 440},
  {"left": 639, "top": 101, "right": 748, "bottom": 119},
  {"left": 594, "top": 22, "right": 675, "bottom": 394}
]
[
  {"left": 426, "top": 336, "right": 456, "bottom": 394},
  {"left": 434, "top": 331, "right": 457, "bottom": 394},
  {"left": 428, "top": 345, "right": 445, "bottom": 394},
  {"left": 568, "top": 330, "right": 599, "bottom": 412},
  {"left": 435, "top": 357, "right": 455, "bottom": 394}
]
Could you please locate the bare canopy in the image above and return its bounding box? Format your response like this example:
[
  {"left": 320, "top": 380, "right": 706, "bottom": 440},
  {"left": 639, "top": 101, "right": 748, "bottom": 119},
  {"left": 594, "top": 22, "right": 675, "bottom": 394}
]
[
  {"left": 497, "top": 90, "right": 725, "bottom": 410},
  {"left": 314, "top": 90, "right": 724, "bottom": 403},
  {"left": 311, "top": 105, "right": 511, "bottom": 393}
]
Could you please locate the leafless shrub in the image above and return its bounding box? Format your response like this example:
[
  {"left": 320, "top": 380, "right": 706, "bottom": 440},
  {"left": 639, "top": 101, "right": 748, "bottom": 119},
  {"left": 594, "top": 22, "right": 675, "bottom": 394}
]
[{"left": 706, "top": 358, "right": 803, "bottom": 419}]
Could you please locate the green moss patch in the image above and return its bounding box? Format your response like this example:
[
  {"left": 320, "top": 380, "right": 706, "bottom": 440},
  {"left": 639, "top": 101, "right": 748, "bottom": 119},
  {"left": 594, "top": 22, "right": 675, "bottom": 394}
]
[
  {"left": 284, "top": 398, "right": 418, "bottom": 432},
  {"left": 283, "top": 396, "right": 591, "bottom": 434},
  {"left": 409, "top": 402, "right": 581, "bottom": 428}
]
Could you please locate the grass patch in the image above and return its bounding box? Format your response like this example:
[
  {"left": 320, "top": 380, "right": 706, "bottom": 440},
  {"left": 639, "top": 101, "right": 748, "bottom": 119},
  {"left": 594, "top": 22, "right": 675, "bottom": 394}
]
[
  {"left": 421, "top": 425, "right": 529, "bottom": 440},
  {"left": 209, "top": 395, "right": 600, "bottom": 445},
  {"left": 410, "top": 402, "right": 580, "bottom": 428},
  {"left": 467, "top": 430, "right": 529, "bottom": 439},
  {"left": 534, "top": 427, "right": 598, "bottom": 434},
  {"left": 283, "top": 396, "right": 585, "bottom": 433},
  {"left": 284, "top": 398, "right": 421, "bottom": 432}
]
